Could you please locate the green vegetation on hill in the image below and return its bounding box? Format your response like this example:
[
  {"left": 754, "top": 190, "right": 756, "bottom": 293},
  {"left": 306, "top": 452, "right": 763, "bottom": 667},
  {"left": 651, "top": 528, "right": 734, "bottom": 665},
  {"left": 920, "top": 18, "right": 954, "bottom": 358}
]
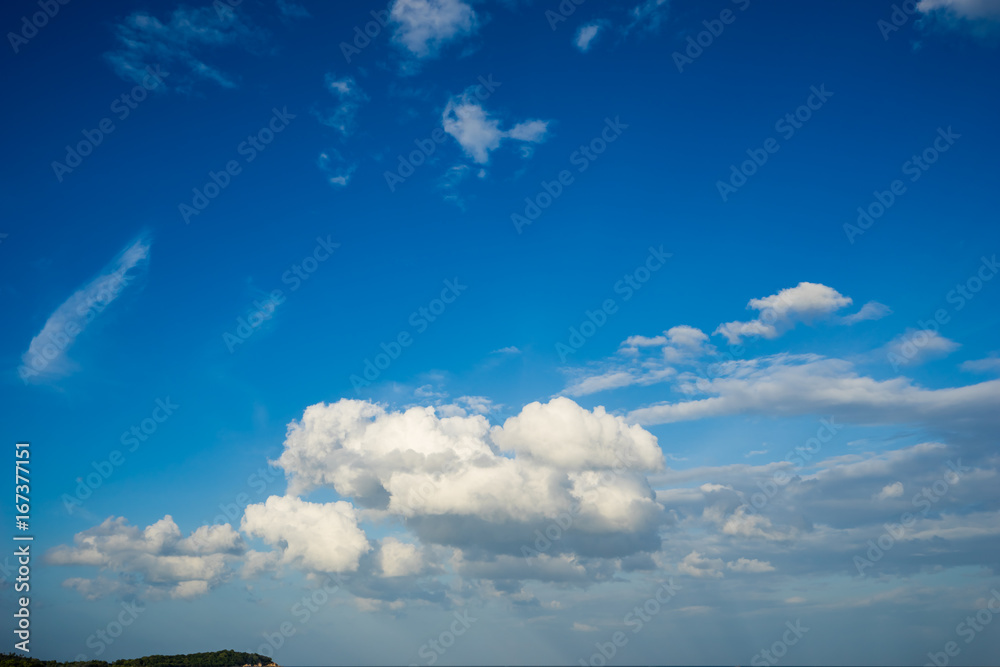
[{"left": 0, "top": 650, "right": 274, "bottom": 667}]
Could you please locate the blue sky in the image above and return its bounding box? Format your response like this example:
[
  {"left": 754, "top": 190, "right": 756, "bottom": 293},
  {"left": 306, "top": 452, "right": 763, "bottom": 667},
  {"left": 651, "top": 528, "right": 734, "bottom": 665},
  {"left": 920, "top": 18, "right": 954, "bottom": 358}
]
[{"left": 2, "top": 0, "right": 1000, "bottom": 664}]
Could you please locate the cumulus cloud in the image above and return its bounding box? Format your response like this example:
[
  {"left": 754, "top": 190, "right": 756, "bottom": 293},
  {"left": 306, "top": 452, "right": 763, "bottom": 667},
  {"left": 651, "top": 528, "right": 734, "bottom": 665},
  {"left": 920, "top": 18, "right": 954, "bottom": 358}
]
[
  {"left": 47, "top": 516, "right": 244, "bottom": 600},
  {"left": 442, "top": 91, "right": 550, "bottom": 164},
  {"left": 49, "top": 394, "right": 1000, "bottom": 611},
  {"left": 437, "top": 394, "right": 495, "bottom": 417},
  {"left": 564, "top": 287, "right": 882, "bottom": 399},
  {"left": 105, "top": 5, "right": 264, "bottom": 91},
  {"left": 875, "top": 481, "right": 905, "bottom": 500},
  {"left": 378, "top": 537, "right": 430, "bottom": 577},
  {"left": 648, "top": 441, "right": 998, "bottom": 591},
  {"left": 389, "top": 0, "right": 479, "bottom": 59},
  {"left": 715, "top": 505, "right": 794, "bottom": 541},
  {"left": 678, "top": 551, "right": 724, "bottom": 578},
  {"left": 620, "top": 325, "right": 710, "bottom": 362},
  {"left": 714, "top": 282, "right": 854, "bottom": 344},
  {"left": 492, "top": 398, "right": 663, "bottom": 471},
  {"left": 240, "top": 549, "right": 282, "bottom": 579},
  {"left": 272, "top": 398, "right": 665, "bottom": 560},
  {"left": 241, "top": 495, "right": 371, "bottom": 573},
  {"left": 20, "top": 236, "right": 150, "bottom": 383}
]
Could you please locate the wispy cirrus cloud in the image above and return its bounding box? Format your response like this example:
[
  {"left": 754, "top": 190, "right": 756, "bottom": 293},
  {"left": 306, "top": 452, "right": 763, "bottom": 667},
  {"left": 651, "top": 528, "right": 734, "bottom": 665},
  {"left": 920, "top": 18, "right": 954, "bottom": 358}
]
[
  {"left": 626, "top": 0, "right": 670, "bottom": 33},
  {"left": 315, "top": 73, "right": 368, "bottom": 137},
  {"left": 105, "top": 4, "right": 265, "bottom": 92},
  {"left": 961, "top": 354, "right": 1000, "bottom": 374},
  {"left": 918, "top": 0, "right": 1000, "bottom": 21},
  {"left": 20, "top": 236, "right": 150, "bottom": 383},
  {"left": 317, "top": 150, "right": 357, "bottom": 187},
  {"left": 884, "top": 328, "right": 961, "bottom": 367},
  {"left": 276, "top": 0, "right": 310, "bottom": 20},
  {"left": 575, "top": 23, "right": 603, "bottom": 52}
]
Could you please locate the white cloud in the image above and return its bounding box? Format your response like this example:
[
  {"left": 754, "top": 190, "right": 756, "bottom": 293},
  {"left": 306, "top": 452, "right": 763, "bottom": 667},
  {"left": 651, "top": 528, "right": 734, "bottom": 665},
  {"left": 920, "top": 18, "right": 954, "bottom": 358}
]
[
  {"left": 438, "top": 163, "right": 472, "bottom": 208},
  {"left": 562, "top": 366, "right": 676, "bottom": 398},
  {"left": 452, "top": 550, "right": 591, "bottom": 583},
  {"left": 726, "top": 557, "right": 776, "bottom": 573},
  {"left": 389, "top": 0, "right": 479, "bottom": 59},
  {"left": 492, "top": 397, "right": 664, "bottom": 472},
  {"left": 620, "top": 325, "right": 709, "bottom": 358},
  {"left": 918, "top": 0, "right": 1000, "bottom": 20},
  {"left": 563, "top": 326, "right": 708, "bottom": 397},
  {"left": 505, "top": 119, "right": 549, "bottom": 142},
  {"left": 572, "top": 622, "right": 599, "bottom": 632},
  {"left": 171, "top": 580, "right": 211, "bottom": 599},
  {"left": 961, "top": 355, "right": 1000, "bottom": 374},
  {"left": 715, "top": 282, "right": 854, "bottom": 344},
  {"left": 575, "top": 23, "right": 602, "bottom": 51},
  {"left": 648, "top": 442, "right": 998, "bottom": 589},
  {"left": 842, "top": 300, "right": 892, "bottom": 325},
  {"left": 714, "top": 505, "right": 793, "bottom": 541},
  {"left": 563, "top": 371, "right": 638, "bottom": 397},
  {"left": 875, "top": 481, "right": 905, "bottom": 500},
  {"left": 627, "top": 353, "right": 1000, "bottom": 430},
  {"left": 240, "top": 549, "right": 282, "bottom": 579},
  {"left": 442, "top": 92, "right": 550, "bottom": 164},
  {"left": 661, "top": 326, "right": 711, "bottom": 362},
  {"left": 678, "top": 551, "right": 724, "bottom": 578},
  {"left": 105, "top": 5, "right": 263, "bottom": 91},
  {"left": 272, "top": 397, "right": 665, "bottom": 560},
  {"left": 47, "top": 516, "right": 243, "bottom": 600},
  {"left": 665, "top": 325, "right": 709, "bottom": 347},
  {"left": 898, "top": 509, "right": 1000, "bottom": 542},
  {"left": 316, "top": 73, "right": 368, "bottom": 136},
  {"left": 699, "top": 483, "right": 733, "bottom": 493},
  {"left": 20, "top": 236, "right": 150, "bottom": 383},
  {"left": 276, "top": 0, "right": 310, "bottom": 19},
  {"left": 318, "top": 150, "right": 357, "bottom": 188},
  {"left": 620, "top": 334, "right": 669, "bottom": 350},
  {"left": 241, "top": 495, "right": 371, "bottom": 573},
  {"left": 627, "top": 0, "right": 670, "bottom": 32},
  {"left": 456, "top": 395, "right": 494, "bottom": 415},
  {"left": 885, "top": 329, "right": 961, "bottom": 367},
  {"left": 378, "top": 537, "right": 428, "bottom": 577}
]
